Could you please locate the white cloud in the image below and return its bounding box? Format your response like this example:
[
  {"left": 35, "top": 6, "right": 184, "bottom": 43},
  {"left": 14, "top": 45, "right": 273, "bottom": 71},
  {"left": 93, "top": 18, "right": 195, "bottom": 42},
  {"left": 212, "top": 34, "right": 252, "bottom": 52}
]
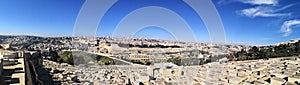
[
  {"left": 218, "top": 0, "right": 300, "bottom": 37},
  {"left": 239, "top": 6, "right": 291, "bottom": 18},
  {"left": 274, "top": 3, "right": 297, "bottom": 11},
  {"left": 281, "top": 19, "right": 300, "bottom": 37},
  {"left": 232, "top": 0, "right": 297, "bottom": 18},
  {"left": 237, "top": 0, "right": 278, "bottom": 5},
  {"left": 217, "top": 0, "right": 278, "bottom": 5}
]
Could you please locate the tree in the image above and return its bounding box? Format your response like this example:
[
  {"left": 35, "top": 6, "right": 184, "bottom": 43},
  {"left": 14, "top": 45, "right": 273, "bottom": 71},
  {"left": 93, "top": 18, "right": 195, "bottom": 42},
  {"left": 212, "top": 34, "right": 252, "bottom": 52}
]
[
  {"left": 295, "top": 42, "right": 300, "bottom": 53},
  {"left": 49, "top": 51, "right": 59, "bottom": 61},
  {"left": 59, "top": 51, "right": 74, "bottom": 64},
  {"left": 167, "top": 57, "right": 181, "bottom": 66},
  {"left": 250, "top": 46, "right": 259, "bottom": 52},
  {"left": 237, "top": 55, "right": 248, "bottom": 61},
  {"left": 231, "top": 40, "right": 300, "bottom": 61}
]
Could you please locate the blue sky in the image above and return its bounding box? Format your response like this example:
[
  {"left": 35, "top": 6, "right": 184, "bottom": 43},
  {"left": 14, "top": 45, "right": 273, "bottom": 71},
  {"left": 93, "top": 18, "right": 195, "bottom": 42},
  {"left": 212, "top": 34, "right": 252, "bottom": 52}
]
[{"left": 0, "top": 0, "right": 300, "bottom": 45}]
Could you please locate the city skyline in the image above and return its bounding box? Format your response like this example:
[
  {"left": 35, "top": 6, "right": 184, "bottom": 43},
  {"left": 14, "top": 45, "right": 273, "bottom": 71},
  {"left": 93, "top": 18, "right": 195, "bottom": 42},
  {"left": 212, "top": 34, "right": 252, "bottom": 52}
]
[{"left": 0, "top": 0, "right": 300, "bottom": 45}]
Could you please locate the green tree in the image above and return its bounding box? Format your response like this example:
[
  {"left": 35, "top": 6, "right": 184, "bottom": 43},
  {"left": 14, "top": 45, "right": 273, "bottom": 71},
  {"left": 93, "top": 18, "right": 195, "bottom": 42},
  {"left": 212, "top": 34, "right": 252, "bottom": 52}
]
[
  {"left": 59, "top": 51, "right": 74, "bottom": 64},
  {"left": 49, "top": 51, "right": 59, "bottom": 61},
  {"left": 167, "top": 57, "right": 181, "bottom": 65}
]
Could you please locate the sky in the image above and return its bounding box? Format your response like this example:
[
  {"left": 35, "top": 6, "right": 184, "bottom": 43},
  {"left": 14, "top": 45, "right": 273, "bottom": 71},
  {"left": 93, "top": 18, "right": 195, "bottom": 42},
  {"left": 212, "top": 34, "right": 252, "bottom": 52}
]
[{"left": 0, "top": 0, "right": 300, "bottom": 45}]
